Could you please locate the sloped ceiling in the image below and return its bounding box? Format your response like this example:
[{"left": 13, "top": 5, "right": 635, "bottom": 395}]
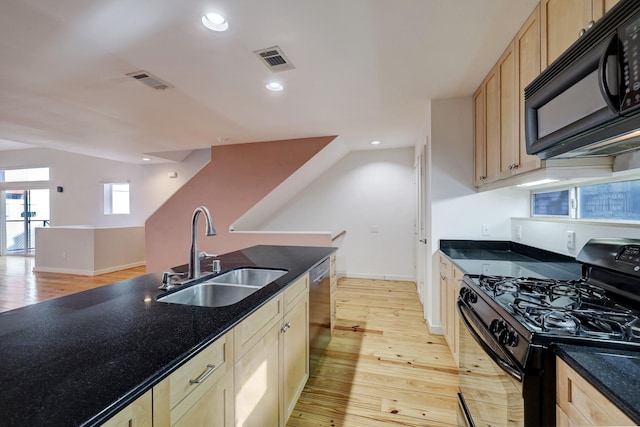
[{"left": 0, "top": 0, "right": 538, "bottom": 163}]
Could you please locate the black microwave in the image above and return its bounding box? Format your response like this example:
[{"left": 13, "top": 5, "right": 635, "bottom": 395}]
[{"left": 525, "top": 0, "right": 640, "bottom": 159}]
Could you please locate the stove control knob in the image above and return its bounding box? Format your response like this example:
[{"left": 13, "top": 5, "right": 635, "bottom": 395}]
[
  {"left": 499, "top": 329, "right": 519, "bottom": 347},
  {"left": 489, "top": 319, "right": 500, "bottom": 333},
  {"left": 508, "top": 331, "right": 519, "bottom": 347},
  {"left": 465, "top": 290, "right": 478, "bottom": 304}
]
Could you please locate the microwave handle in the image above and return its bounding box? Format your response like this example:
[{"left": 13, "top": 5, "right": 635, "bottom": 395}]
[{"left": 598, "top": 33, "right": 620, "bottom": 113}]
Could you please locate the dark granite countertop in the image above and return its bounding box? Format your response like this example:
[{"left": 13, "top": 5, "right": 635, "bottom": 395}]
[
  {"left": 440, "top": 239, "right": 581, "bottom": 280},
  {"left": 555, "top": 344, "right": 640, "bottom": 424},
  {"left": 0, "top": 245, "right": 335, "bottom": 427}
]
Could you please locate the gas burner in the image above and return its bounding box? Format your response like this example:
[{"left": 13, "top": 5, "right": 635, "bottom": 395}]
[
  {"left": 496, "top": 282, "right": 519, "bottom": 293},
  {"left": 543, "top": 311, "right": 578, "bottom": 331}
]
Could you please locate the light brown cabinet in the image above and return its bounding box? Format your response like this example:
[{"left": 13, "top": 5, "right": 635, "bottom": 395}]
[
  {"left": 474, "top": 5, "right": 543, "bottom": 187},
  {"left": 152, "top": 330, "right": 234, "bottom": 427},
  {"left": 234, "top": 273, "right": 309, "bottom": 426},
  {"left": 473, "top": 86, "right": 487, "bottom": 186},
  {"left": 516, "top": 5, "right": 543, "bottom": 175},
  {"left": 556, "top": 357, "right": 635, "bottom": 426},
  {"left": 101, "top": 390, "right": 152, "bottom": 427},
  {"left": 103, "top": 273, "right": 313, "bottom": 427},
  {"left": 329, "top": 253, "right": 337, "bottom": 334},
  {"left": 439, "top": 254, "right": 462, "bottom": 366},
  {"left": 541, "top": 0, "right": 621, "bottom": 68}
]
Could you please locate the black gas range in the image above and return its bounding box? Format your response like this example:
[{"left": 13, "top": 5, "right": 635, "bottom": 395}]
[{"left": 457, "top": 238, "right": 640, "bottom": 427}]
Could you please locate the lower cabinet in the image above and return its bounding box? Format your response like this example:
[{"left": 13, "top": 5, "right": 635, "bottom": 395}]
[
  {"left": 329, "top": 253, "right": 337, "bottom": 334},
  {"left": 101, "top": 390, "right": 152, "bottom": 427},
  {"left": 556, "top": 357, "right": 635, "bottom": 426},
  {"left": 439, "top": 254, "right": 462, "bottom": 367},
  {"left": 152, "top": 330, "right": 234, "bottom": 427},
  {"left": 234, "top": 273, "right": 310, "bottom": 427},
  {"left": 103, "top": 273, "right": 311, "bottom": 427}
]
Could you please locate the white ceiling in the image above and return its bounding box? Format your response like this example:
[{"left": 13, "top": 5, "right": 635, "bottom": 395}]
[{"left": 0, "top": 0, "right": 538, "bottom": 164}]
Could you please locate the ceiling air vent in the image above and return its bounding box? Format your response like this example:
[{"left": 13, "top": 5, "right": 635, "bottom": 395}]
[
  {"left": 254, "top": 46, "right": 295, "bottom": 72},
  {"left": 126, "top": 71, "right": 173, "bottom": 90}
]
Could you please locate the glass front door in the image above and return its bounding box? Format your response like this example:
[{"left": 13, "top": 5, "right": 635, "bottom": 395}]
[{"left": 3, "top": 189, "right": 50, "bottom": 255}]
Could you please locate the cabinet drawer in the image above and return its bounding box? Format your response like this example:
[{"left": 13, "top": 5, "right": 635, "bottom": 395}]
[
  {"left": 556, "top": 357, "right": 635, "bottom": 426},
  {"left": 234, "top": 293, "right": 283, "bottom": 361},
  {"left": 168, "top": 331, "right": 232, "bottom": 410},
  {"left": 284, "top": 274, "right": 308, "bottom": 313}
]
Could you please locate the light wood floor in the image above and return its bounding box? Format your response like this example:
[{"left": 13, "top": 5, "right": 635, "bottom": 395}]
[
  {"left": 0, "top": 256, "right": 147, "bottom": 313},
  {"left": 0, "top": 257, "right": 459, "bottom": 426},
  {"left": 288, "top": 277, "right": 459, "bottom": 427}
]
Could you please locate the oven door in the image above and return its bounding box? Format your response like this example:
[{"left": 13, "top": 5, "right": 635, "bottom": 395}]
[{"left": 457, "top": 301, "right": 525, "bottom": 427}]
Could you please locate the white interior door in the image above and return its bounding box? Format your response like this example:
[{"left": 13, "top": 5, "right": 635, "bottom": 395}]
[{"left": 415, "top": 139, "right": 429, "bottom": 302}]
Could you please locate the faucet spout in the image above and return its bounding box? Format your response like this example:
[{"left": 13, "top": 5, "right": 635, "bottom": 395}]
[{"left": 188, "top": 206, "right": 217, "bottom": 280}]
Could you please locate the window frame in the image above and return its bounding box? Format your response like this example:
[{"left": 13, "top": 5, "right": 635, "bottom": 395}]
[{"left": 103, "top": 181, "right": 131, "bottom": 215}]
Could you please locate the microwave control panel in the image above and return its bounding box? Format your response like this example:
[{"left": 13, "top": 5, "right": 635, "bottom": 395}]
[{"left": 620, "top": 12, "right": 640, "bottom": 114}]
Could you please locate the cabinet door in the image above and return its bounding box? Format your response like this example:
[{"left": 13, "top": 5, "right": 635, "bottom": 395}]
[
  {"left": 499, "top": 42, "right": 518, "bottom": 179},
  {"left": 235, "top": 322, "right": 281, "bottom": 427},
  {"left": 282, "top": 292, "right": 309, "bottom": 421},
  {"left": 101, "top": 390, "right": 152, "bottom": 427},
  {"left": 541, "top": 0, "right": 592, "bottom": 67},
  {"left": 330, "top": 254, "right": 337, "bottom": 334},
  {"left": 485, "top": 69, "right": 500, "bottom": 184},
  {"left": 173, "top": 369, "right": 234, "bottom": 427},
  {"left": 473, "top": 86, "right": 487, "bottom": 187},
  {"left": 516, "top": 5, "right": 542, "bottom": 175},
  {"left": 556, "top": 357, "right": 635, "bottom": 426}
]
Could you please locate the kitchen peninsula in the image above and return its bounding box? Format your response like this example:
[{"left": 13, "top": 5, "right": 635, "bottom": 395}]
[{"left": 0, "top": 245, "right": 335, "bottom": 426}]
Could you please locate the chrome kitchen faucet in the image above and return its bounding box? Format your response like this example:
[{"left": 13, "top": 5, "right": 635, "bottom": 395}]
[{"left": 188, "top": 206, "right": 217, "bottom": 280}]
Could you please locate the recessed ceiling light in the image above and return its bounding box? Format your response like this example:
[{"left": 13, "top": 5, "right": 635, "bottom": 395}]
[
  {"left": 266, "top": 82, "right": 284, "bottom": 92},
  {"left": 142, "top": 157, "right": 151, "bottom": 162},
  {"left": 202, "top": 13, "right": 229, "bottom": 32},
  {"left": 370, "top": 140, "right": 382, "bottom": 145}
]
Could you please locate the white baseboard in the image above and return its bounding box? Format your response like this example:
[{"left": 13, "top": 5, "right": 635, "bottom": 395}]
[
  {"left": 426, "top": 318, "right": 444, "bottom": 335},
  {"left": 33, "top": 261, "right": 145, "bottom": 276},
  {"left": 339, "top": 271, "right": 415, "bottom": 282}
]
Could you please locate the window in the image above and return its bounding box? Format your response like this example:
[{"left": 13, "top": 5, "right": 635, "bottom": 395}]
[
  {"left": 103, "top": 182, "right": 130, "bottom": 215},
  {"left": 0, "top": 167, "right": 49, "bottom": 182},
  {"left": 532, "top": 178, "right": 640, "bottom": 221},
  {"left": 532, "top": 190, "right": 570, "bottom": 216},
  {"left": 578, "top": 180, "right": 640, "bottom": 220}
]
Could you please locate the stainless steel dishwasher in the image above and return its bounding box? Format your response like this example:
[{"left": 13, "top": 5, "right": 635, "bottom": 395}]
[{"left": 309, "top": 257, "right": 331, "bottom": 375}]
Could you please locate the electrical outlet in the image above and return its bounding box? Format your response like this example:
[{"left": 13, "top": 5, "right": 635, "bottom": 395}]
[
  {"left": 370, "top": 225, "right": 379, "bottom": 234},
  {"left": 482, "top": 264, "right": 491, "bottom": 274},
  {"left": 567, "top": 231, "right": 576, "bottom": 250},
  {"left": 515, "top": 225, "right": 522, "bottom": 240},
  {"left": 482, "top": 224, "right": 490, "bottom": 236}
]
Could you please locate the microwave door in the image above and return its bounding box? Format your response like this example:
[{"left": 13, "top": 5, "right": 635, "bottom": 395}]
[{"left": 525, "top": 34, "right": 620, "bottom": 159}]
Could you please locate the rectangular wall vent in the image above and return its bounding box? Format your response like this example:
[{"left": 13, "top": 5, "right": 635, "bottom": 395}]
[
  {"left": 253, "top": 46, "right": 295, "bottom": 72},
  {"left": 126, "top": 71, "right": 173, "bottom": 90}
]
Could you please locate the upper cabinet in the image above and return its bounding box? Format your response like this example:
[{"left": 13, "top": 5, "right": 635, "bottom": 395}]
[
  {"left": 541, "top": 0, "right": 622, "bottom": 68},
  {"left": 516, "top": 5, "right": 543, "bottom": 175},
  {"left": 473, "top": 0, "right": 620, "bottom": 189}
]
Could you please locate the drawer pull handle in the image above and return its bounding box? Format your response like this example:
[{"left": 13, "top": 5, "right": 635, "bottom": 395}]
[
  {"left": 189, "top": 364, "right": 217, "bottom": 384},
  {"left": 281, "top": 321, "right": 292, "bottom": 333}
]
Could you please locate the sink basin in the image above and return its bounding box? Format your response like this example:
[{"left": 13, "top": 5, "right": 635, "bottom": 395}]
[
  {"left": 157, "top": 268, "right": 287, "bottom": 308},
  {"left": 208, "top": 268, "right": 288, "bottom": 287}
]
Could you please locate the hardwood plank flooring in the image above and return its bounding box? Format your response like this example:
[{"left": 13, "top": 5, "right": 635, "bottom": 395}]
[
  {"left": 288, "top": 277, "right": 459, "bottom": 427},
  {"left": 0, "top": 256, "right": 146, "bottom": 313},
  {"left": 0, "top": 257, "right": 459, "bottom": 426}
]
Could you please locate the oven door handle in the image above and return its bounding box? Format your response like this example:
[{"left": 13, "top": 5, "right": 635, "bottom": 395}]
[{"left": 457, "top": 300, "right": 523, "bottom": 382}]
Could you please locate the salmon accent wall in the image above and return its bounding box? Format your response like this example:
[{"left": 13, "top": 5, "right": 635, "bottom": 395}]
[{"left": 145, "top": 136, "right": 336, "bottom": 272}]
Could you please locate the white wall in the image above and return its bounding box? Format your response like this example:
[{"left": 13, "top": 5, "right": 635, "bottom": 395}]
[
  {"left": 0, "top": 148, "right": 209, "bottom": 227},
  {"left": 512, "top": 218, "right": 640, "bottom": 257},
  {"left": 426, "top": 97, "right": 529, "bottom": 329},
  {"left": 257, "top": 148, "right": 416, "bottom": 280}
]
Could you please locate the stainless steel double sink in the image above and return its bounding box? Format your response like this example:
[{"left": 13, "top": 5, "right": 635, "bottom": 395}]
[{"left": 157, "top": 268, "right": 287, "bottom": 308}]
